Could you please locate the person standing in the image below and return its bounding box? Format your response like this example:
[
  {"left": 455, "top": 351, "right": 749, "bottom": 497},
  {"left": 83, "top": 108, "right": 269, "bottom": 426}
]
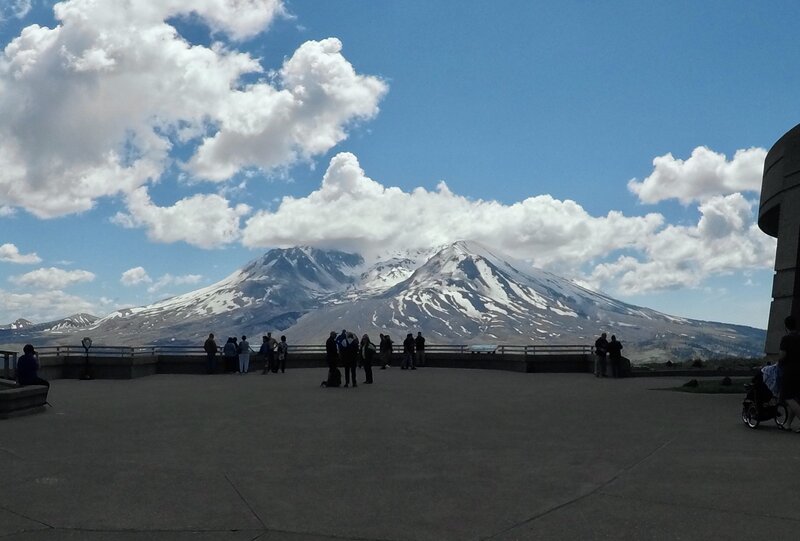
[
  {"left": 607, "top": 335, "right": 623, "bottom": 378},
  {"left": 223, "top": 337, "right": 238, "bottom": 373},
  {"left": 380, "top": 334, "right": 393, "bottom": 369},
  {"left": 415, "top": 332, "right": 426, "bottom": 367},
  {"left": 594, "top": 332, "right": 608, "bottom": 378},
  {"left": 779, "top": 316, "right": 800, "bottom": 431},
  {"left": 239, "top": 335, "right": 252, "bottom": 374},
  {"left": 16, "top": 344, "right": 49, "bottom": 388},
  {"left": 402, "top": 333, "right": 416, "bottom": 370},
  {"left": 326, "top": 331, "right": 339, "bottom": 368},
  {"left": 338, "top": 330, "right": 358, "bottom": 387},
  {"left": 324, "top": 331, "right": 341, "bottom": 386},
  {"left": 261, "top": 332, "right": 278, "bottom": 374},
  {"left": 360, "top": 334, "right": 376, "bottom": 384},
  {"left": 203, "top": 333, "right": 218, "bottom": 374},
  {"left": 277, "top": 335, "right": 288, "bottom": 373}
]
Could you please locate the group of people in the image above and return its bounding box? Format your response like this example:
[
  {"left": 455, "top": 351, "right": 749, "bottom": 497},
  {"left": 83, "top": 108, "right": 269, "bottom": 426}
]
[
  {"left": 593, "top": 332, "right": 624, "bottom": 378},
  {"left": 203, "top": 332, "right": 288, "bottom": 375},
  {"left": 322, "top": 330, "right": 427, "bottom": 387}
]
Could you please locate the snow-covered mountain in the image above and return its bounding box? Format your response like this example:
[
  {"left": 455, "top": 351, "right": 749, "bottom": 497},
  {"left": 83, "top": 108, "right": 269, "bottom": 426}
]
[
  {"left": 0, "top": 242, "right": 765, "bottom": 361},
  {"left": 0, "top": 318, "right": 34, "bottom": 331},
  {"left": 0, "top": 313, "right": 98, "bottom": 336}
]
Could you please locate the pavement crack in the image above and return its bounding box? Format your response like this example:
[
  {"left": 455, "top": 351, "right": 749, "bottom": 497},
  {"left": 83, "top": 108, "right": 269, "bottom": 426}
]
[
  {"left": 481, "top": 436, "right": 677, "bottom": 540},
  {"left": 0, "top": 503, "right": 55, "bottom": 530},
  {"left": 225, "top": 473, "right": 268, "bottom": 531}
]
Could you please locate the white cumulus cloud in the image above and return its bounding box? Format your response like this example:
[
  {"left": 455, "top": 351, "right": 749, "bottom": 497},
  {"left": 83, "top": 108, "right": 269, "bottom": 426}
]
[
  {"left": 0, "top": 0, "right": 385, "bottom": 219},
  {"left": 112, "top": 188, "right": 251, "bottom": 248},
  {"left": 10, "top": 267, "right": 95, "bottom": 289},
  {"left": 242, "top": 152, "right": 665, "bottom": 269},
  {"left": 628, "top": 146, "right": 767, "bottom": 205},
  {"left": 586, "top": 193, "right": 775, "bottom": 294},
  {"left": 186, "top": 38, "right": 387, "bottom": 181},
  {"left": 242, "top": 152, "right": 777, "bottom": 295},
  {"left": 120, "top": 266, "right": 152, "bottom": 286},
  {"left": 0, "top": 243, "right": 41, "bottom": 264}
]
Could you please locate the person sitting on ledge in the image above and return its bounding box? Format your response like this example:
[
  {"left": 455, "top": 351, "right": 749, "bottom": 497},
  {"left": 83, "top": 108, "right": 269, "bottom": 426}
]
[{"left": 17, "top": 344, "right": 49, "bottom": 388}]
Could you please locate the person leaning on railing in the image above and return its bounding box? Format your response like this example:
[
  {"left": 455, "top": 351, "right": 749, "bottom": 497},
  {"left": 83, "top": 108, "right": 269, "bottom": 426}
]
[{"left": 17, "top": 344, "right": 49, "bottom": 388}]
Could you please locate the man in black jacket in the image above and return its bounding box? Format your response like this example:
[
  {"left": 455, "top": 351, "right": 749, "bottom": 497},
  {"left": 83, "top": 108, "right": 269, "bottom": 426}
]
[
  {"left": 203, "top": 333, "right": 218, "bottom": 374},
  {"left": 402, "top": 333, "right": 416, "bottom": 370},
  {"left": 594, "top": 332, "right": 608, "bottom": 377}
]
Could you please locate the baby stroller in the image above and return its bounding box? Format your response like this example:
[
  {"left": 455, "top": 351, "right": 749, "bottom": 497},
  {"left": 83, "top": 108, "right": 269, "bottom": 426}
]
[{"left": 741, "top": 367, "right": 788, "bottom": 429}]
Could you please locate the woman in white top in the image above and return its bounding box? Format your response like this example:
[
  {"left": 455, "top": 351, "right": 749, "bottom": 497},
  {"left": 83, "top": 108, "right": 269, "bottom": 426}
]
[{"left": 238, "top": 335, "right": 253, "bottom": 374}]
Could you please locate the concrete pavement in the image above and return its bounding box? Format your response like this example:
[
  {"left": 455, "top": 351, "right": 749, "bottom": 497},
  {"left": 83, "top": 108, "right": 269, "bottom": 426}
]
[{"left": 0, "top": 369, "right": 797, "bottom": 540}]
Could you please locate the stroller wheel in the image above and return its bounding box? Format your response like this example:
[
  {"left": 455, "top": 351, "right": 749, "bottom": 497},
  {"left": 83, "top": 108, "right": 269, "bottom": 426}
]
[
  {"left": 743, "top": 404, "right": 760, "bottom": 429},
  {"left": 775, "top": 403, "right": 789, "bottom": 429}
]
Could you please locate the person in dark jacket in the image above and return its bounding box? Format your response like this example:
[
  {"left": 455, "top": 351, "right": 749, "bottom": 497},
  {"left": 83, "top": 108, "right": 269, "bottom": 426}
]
[
  {"left": 779, "top": 315, "right": 800, "bottom": 431},
  {"left": 326, "top": 331, "right": 339, "bottom": 368},
  {"left": 17, "top": 344, "right": 49, "bottom": 388},
  {"left": 380, "top": 334, "right": 393, "bottom": 369},
  {"left": 360, "top": 334, "right": 376, "bottom": 384},
  {"left": 594, "top": 333, "right": 608, "bottom": 377},
  {"left": 223, "top": 337, "right": 238, "bottom": 373},
  {"left": 607, "top": 335, "right": 623, "bottom": 378},
  {"left": 203, "top": 333, "right": 218, "bottom": 374},
  {"left": 337, "top": 330, "right": 358, "bottom": 387},
  {"left": 402, "top": 333, "right": 416, "bottom": 370},
  {"left": 415, "top": 332, "right": 426, "bottom": 367}
]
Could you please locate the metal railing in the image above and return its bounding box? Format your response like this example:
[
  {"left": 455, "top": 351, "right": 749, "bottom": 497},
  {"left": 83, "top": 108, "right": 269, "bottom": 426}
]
[
  {"left": 1, "top": 350, "right": 17, "bottom": 379},
  {"left": 30, "top": 343, "right": 592, "bottom": 358},
  {"left": 424, "top": 344, "right": 593, "bottom": 355}
]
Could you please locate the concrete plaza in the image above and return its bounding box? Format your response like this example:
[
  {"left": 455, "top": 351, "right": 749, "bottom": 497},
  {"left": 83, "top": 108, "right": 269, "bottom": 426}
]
[{"left": 0, "top": 368, "right": 797, "bottom": 540}]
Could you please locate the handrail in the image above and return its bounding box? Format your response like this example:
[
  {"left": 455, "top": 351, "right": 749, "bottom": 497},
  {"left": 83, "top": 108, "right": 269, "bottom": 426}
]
[{"left": 29, "top": 343, "right": 593, "bottom": 358}]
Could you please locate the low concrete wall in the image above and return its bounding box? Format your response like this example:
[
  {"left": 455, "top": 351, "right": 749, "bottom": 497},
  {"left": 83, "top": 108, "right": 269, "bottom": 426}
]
[
  {"left": 526, "top": 354, "right": 593, "bottom": 373},
  {"left": 423, "top": 353, "right": 527, "bottom": 372},
  {"left": 38, "top": 355, "right": 158, "bottom": 380},
  {"left": 0, "top": 379, "right": 48, "bottom": 419}
]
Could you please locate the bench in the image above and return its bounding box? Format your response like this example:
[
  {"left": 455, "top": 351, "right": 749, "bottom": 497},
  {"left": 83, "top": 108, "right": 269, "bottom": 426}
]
[{"left": 0, "top": 379, "right": 49, "bottom": 419}]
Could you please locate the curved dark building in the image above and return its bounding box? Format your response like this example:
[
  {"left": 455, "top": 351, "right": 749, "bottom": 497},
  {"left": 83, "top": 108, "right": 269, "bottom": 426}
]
[{"left": 759, "top": 123, "right": 800, "bottom": 355}]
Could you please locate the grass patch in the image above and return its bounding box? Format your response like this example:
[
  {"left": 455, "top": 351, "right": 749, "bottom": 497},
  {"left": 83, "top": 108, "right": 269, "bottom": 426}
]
[{"left": 662, "top": 378, "right": 750, "bottom": 394}]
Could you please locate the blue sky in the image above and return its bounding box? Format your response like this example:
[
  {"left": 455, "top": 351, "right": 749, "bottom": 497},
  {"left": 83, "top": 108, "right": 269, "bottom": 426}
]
[{"left": 0, "top": 0, "right": 796, "bottom": 329}]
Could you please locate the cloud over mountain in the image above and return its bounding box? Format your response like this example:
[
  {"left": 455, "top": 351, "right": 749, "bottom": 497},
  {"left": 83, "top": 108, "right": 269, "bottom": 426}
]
[{"left": 242, "top": 152, "right": 775, "bottom": 294}]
